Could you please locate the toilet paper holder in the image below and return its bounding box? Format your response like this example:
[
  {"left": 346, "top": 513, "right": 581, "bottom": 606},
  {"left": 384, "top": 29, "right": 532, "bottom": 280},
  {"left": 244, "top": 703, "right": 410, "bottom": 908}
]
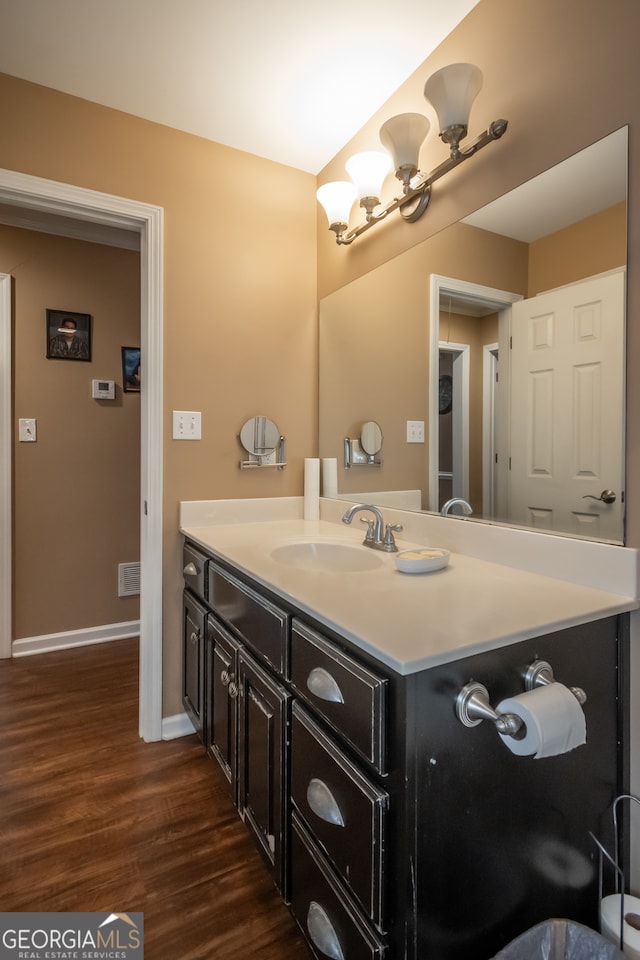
[{"left": 455, "top": 659, "right": 587, "bottom": 735}]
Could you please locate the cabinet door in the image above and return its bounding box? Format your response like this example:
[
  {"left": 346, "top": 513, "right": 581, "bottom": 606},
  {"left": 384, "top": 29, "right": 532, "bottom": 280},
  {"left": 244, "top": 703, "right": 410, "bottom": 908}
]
[
  {"left": 183, "top": 592, "right": 206, "bottom": 741},
  {"left": 206, "top": 614, "right": 240, "bottom": 801},
  {"left": 237, "top": 649, "right": 290, "bottom": 896}
]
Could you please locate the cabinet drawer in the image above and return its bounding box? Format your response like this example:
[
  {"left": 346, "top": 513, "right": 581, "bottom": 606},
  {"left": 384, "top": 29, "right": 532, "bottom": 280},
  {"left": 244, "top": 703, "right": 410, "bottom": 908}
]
[
  {"left": 291, "top": 703, "right": 387, "bottom": 928},
  {"left": 290, "top": 620, "right": 387, "bottom": 773},
  {"left": 291, "top": 812, "right": 385, "bottom": 960},
  {"left": 183, "top": 542, "right": 208, "bottom": 602},
  {"left": 208, "top": 562, "right": 289, "bottom": 674}
]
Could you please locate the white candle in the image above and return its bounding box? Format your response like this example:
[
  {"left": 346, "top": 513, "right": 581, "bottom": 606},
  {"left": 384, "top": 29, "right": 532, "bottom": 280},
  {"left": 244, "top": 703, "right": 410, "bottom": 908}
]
[
  {"left": 303, "top": 458, "right": 320, "bottom": 520},
  {"left": 322, "top": 458, "right": 338, "bottom": 497}
]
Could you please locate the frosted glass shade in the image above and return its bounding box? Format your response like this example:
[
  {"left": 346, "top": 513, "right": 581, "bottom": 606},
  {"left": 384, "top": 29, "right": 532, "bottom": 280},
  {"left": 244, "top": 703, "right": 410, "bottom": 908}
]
[
  {"left": 423, "top": 63, "right": 482, "bottom": 133},
  {"left": 345, "top": 151, "right": 392, "bottom": 200},
  {"left": 317, "top": 181, "right": 357, "bottom": 226},
  {"left": 379, "top": 113, "right": 430, "bottom": 179}
]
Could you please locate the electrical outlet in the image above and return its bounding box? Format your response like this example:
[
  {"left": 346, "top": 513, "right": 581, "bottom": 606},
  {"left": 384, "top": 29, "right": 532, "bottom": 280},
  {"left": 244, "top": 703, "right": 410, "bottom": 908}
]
[
  {"left": 406, "top": 420, "right": 425, "bottom": 443},
  {"left": 172, "top": 411, "right": 202, "bottom": 440}
]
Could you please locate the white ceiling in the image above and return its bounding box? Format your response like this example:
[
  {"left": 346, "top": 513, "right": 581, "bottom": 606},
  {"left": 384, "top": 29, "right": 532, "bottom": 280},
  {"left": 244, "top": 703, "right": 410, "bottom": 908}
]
[
  {"left": 0, "top": 0, "right": 481, "bottom": 175},
  {"left": 463, "top": 126, "right": 628, "bottom": 243}
]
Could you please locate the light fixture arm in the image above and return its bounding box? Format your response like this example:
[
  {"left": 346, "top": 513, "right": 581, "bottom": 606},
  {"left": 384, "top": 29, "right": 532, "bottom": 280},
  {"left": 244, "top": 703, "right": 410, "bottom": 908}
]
[{"left": 333, "top": 118, "right": 508, "bottom": 245}]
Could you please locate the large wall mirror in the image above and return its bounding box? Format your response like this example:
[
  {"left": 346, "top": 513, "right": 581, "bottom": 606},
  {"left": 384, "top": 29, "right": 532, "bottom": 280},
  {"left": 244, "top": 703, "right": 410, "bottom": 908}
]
[{"left": 319, "top": 127, "right": 627, "bottom": 544}]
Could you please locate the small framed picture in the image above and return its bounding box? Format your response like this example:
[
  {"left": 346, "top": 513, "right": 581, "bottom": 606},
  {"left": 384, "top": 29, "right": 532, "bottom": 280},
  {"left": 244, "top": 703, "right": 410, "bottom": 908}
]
[
  {"left": 46, "top": 309, "right": 92, "bottom": 361},
  {"left": 122, "top": 346, "right": 141, "bottom": 393}
]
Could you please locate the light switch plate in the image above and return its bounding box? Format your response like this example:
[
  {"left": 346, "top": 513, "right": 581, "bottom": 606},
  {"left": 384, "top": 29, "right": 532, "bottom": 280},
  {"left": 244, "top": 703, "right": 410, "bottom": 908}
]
[
  {"left": 172, "top": 410, "right": 202, "bottom": 440},
  {"left": 19, "top": 418, "right": 37, "bottom": 442}
]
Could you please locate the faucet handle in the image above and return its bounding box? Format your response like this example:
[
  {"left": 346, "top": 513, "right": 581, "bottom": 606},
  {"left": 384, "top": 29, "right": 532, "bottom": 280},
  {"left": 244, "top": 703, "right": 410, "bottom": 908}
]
[
  {"left": 383, "top": 523, "right": 403, "bottom": 551},
  {"left": 359, "top": 517, "right": 376, "bottom": 542}
]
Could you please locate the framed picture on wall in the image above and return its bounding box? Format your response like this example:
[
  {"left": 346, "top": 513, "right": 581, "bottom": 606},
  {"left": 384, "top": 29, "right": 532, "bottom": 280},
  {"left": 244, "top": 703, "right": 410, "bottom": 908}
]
[
  {"left": 122, "top": 346, "right": 141, "bottom": 393},
  {"left": 46, "top": 309, "right": 92, "bottom": 361}
]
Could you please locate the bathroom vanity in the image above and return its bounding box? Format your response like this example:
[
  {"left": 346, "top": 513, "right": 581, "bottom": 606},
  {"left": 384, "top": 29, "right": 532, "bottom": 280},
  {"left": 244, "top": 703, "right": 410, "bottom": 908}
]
[{"left": 180, "top": 500, "right": 637, "bottom": 960}]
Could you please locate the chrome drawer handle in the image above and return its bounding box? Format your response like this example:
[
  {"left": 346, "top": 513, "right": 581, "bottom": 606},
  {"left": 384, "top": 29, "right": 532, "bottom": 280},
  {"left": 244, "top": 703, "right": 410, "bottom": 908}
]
[
  {"left": 183, "top": 561, "right": 198, "bottom": 576},
  {"left": 307, "top": 778, "right": 345, "bottom": 827},
  {"left": 306, "top": 902, "right": 344, "bottom": 960},
  {"left": 306, "top": 667, "right": 344, "bottom": 704}
]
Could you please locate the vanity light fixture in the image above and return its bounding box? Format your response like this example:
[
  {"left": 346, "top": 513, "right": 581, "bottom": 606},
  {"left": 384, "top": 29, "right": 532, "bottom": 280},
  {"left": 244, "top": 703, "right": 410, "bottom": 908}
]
[{"left": 317, "top": 63, "right": 508, "bottom": 246}]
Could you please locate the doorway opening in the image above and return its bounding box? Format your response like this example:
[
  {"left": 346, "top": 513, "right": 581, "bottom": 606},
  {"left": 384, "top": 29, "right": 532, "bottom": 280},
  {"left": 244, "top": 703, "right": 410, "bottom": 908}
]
[
  {"left": 0, "top": 169, "right": 164, "bottom": 742},
  {"left": 428, "top": 274, "right": 522, "bottom": 517},
  {"left": 437, "top": 342, "right": 470, "bottom": 510}
]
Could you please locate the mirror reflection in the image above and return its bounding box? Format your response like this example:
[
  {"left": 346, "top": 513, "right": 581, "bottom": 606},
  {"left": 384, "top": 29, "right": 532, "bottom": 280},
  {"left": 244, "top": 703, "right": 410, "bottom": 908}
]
[{"left": 319, "top": 127, "right": 627, "bottom": 543}]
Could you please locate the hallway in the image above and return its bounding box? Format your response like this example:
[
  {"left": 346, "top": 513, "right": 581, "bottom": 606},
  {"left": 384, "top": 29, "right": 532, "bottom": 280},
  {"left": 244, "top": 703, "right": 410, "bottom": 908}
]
[{"left": 0, "top": 639, "right": 311, "bottom": 959}]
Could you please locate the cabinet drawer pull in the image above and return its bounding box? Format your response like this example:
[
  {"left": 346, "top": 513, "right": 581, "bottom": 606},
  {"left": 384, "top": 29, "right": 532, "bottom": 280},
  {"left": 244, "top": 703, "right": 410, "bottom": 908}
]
[
  {"left": 190, "top": 630, "right": 200, "bottom": 645},
  {"left": 306, "top": 901, "right": 345, "bottom": 960},
  {"left": 221, "top": 670, "right": 231, "bottom": 686},
  {"left": 228, "top": 681, "right": 239, "bottom": 699},
  {"left": 307, "top": 778, "right": 345, "bottom": 827},
  {"left": 183, "top": 561, "right": 198, "bottom": 576},
  {"left": 307, "top": 667, "right": 344, "bottom": 704}
]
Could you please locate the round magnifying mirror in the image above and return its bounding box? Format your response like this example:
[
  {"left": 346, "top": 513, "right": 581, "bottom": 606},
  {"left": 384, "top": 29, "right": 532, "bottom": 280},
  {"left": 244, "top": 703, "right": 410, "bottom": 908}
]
[
  {"left": 360, "top": 420, "right": 383, "bottom": 456},
  {"left": 240, "top": 416, "right": 280, "bottom": 457}
]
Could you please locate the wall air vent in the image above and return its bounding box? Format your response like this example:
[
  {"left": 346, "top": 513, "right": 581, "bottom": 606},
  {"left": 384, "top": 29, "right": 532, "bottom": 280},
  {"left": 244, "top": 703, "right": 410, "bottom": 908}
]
[{"left": 118, "top": 562, "right": 141, "bottom": 597}]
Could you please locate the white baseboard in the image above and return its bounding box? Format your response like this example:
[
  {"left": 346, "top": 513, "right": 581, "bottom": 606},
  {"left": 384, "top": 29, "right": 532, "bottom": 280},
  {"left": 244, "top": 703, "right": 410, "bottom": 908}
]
[
  {"left": 162, "top": 712, "right": 196, "bottom": 740},
  {"left": 12, "top": 620, "right": 140, "bottom": 657}
]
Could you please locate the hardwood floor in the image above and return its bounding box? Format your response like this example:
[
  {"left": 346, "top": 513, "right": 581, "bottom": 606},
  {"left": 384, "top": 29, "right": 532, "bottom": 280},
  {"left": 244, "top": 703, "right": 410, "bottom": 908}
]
[{"left": 0, "top": 638, "right": 313, "bottom": 960}]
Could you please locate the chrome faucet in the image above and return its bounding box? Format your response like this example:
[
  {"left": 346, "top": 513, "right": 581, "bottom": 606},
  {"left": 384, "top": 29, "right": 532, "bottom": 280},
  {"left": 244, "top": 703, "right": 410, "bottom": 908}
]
[
  {"left": 341, "top": 503, "right": 403, "bottom": 552},
  {"left": 440, "top": 497, "right": 473, "bottom": 518}
]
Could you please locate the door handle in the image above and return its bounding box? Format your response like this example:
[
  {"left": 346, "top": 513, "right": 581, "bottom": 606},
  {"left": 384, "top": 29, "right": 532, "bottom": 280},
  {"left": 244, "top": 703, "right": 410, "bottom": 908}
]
[{"left": 582, "top": 489, "right": 616, "bottom": 504}]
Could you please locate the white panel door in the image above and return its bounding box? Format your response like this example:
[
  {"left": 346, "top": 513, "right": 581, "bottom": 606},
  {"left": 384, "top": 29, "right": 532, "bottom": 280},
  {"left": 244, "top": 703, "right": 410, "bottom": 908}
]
[{"left": 509, "top": 271, "right": 625, "bottom": 540}]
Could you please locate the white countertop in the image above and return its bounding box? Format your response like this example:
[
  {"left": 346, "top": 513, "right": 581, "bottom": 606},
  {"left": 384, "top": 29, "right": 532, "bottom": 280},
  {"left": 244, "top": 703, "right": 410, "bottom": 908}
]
[{"left": 180, "top": 500, "right": 639, "bottom": 675}]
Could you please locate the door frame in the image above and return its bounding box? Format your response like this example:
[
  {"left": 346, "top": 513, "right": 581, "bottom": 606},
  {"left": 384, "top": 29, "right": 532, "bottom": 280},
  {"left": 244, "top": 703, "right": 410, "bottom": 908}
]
[
  {"left": 483, "top": 342, "right": 499, "bottom": 517},
  {"left": 428, "top": 274, "right": 522, "bottom": 514},
  {"left": 0, "top": 168, "right": 164, "bottom": 742}
]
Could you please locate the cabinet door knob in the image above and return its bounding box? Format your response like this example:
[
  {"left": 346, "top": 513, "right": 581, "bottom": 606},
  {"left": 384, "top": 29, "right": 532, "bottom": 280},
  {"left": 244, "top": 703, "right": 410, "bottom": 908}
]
[
  {"left": 306, "top": 902, "right": 345, "bottom": 960},
  {"left": 190, "top": 630, "right": 200, "bottom": 645},
  {"left": 307, "top": 778, "right": 345, "bottom": 827},
  {"left": 228, "top": 681, "right": 239, "bottom": 699},
  {"left": 183, "top": 561, "right": 198, "bottom": 576},
  {"left": 221, "top": 670, "right": 231, "bottom": 686},
  {"left": 306, "top": 667, "right": 344, "bottom": 704}
]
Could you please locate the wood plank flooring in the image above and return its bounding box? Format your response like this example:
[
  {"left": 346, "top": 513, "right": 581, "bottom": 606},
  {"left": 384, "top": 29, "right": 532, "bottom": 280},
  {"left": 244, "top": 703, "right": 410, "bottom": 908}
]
[{"left": 0, "top": 638, "right": 313, "bottom": 960}]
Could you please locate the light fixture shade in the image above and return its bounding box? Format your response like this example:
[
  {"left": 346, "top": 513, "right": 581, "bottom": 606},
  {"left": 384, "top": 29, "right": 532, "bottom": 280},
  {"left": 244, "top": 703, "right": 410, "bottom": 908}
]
[
  {"left": 423, "top": 63, "right": 482, "bottom": 133},
  {"left": 317, "top": 181, "right": 357, "bottom": 226},
  {"left": 345, "top": 151, "right": 392, "bottom": 201},
  {"left": 379, "top": 113, "right": 430, "bottom": 179}
]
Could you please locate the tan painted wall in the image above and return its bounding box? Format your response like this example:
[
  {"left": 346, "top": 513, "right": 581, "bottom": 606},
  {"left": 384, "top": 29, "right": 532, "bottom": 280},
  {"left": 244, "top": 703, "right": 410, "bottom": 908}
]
[
  {"left": 529, "top": 201, "right": 626, "bottom": 296},
  {"left": 1, "top": 226, "right": 141, "bottom": 637},
  {"left": 0, "top": 72, "right": 318, "bottom": 715}
]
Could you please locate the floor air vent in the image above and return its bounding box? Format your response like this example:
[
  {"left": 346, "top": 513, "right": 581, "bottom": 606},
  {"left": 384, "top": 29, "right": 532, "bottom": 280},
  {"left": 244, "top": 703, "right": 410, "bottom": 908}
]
[{"left": 118, "top": 562, "right": 141, "bottom": 597}]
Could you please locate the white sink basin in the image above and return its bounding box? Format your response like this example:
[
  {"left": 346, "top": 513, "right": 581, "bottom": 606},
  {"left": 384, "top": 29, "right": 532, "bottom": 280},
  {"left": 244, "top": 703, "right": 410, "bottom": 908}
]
[{"left": 270, "top": 540, "right": 385, "bottom": 573}]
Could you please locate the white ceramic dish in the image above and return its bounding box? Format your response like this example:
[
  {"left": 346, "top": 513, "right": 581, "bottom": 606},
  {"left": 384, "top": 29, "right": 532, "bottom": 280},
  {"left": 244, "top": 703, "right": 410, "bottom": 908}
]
[{"left": 395, "top": 548, "right": 450, "bottom": 574}]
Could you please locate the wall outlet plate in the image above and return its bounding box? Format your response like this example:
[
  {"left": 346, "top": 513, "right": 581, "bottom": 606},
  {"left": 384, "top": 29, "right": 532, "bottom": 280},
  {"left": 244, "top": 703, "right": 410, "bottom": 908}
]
[{"left": 406, "top": 420, "right": 425, "bottom": 443}]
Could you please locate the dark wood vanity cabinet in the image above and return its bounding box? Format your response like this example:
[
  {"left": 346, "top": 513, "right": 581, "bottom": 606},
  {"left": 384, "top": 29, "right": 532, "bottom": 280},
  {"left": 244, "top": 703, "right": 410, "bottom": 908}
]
[{"left": 182, "top": 539, "right": 628, "bottom": 960}]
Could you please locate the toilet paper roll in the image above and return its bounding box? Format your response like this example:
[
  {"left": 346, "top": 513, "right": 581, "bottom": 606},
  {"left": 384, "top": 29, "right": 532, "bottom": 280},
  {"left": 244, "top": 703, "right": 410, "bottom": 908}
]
[
  {"left": 496, "top": 683, "right": 586, "bottom": 758},
  {"left": 303, "top": 458, "right": 320, "bottom": 520},
  {"left": 321, "top": 458, "right": 338, "bottom": 497},
  {"left": 600, "top": 893, "right": 640, "bottom": 960}
]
